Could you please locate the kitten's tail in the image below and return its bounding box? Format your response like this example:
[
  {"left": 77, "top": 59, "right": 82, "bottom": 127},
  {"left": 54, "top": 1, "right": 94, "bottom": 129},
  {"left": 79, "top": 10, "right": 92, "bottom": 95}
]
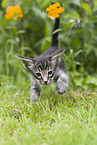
[{"left": 50, "top": 18, "right": 60, "bottom": 48}]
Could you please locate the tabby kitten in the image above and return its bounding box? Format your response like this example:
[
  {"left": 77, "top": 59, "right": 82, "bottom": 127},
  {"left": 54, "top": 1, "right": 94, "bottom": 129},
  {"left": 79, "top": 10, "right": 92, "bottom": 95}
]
[{"left": 17, "top": 18, "right": 68, "bottom": 102}]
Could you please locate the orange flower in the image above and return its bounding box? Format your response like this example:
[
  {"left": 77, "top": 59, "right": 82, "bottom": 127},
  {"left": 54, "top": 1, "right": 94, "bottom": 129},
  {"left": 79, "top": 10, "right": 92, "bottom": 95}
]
[
  {"left": 5, "top": 12, "right": 14, "bottom": 20},
  {"left": 55, "top": 2, "right": 60, "bottom": 7},
  {"left": 6, "top": 6, "right": 13, "bottom": 13},
  {"left": 57, "top": 7, "right": 64, "bottom": 13},
  {"left": 46, "top": 2, "right": 64, "bottom": 18},
  {"left": 5, "top": 5, "right": 23, "bottom": 21},
  {"left": 46, "top": 5, "right": 53, "bottom": 11},
  {"left": 13, "top": 6, "right": 22, "bottom": 14},
  {"left": 53, "top": 2, "right": 60, "bottom": 8},
  {"left": 18, "top": 13, "right": 24, "bottom": 18}
]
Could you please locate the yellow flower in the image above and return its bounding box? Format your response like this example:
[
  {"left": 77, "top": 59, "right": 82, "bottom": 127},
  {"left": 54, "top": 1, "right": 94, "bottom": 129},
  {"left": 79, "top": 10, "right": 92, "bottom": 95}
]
[
  {"left": 5, "top": 5, "right": 23, "bottom": 21},
  {"left": 46, "top": 2, "right": 64, "bottom": 18}
]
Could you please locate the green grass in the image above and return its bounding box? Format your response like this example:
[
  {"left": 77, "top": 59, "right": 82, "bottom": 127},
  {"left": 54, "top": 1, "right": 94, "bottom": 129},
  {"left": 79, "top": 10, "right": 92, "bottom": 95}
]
[{"left": 0, "top": 75, "right": 97, "bottom": 145}]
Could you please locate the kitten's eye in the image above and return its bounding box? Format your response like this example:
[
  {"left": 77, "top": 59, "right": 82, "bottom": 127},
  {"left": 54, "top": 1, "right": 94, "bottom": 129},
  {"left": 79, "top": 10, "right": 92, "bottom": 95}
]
[
  {"left": 48, "top": 70, "right": 54, "bottom": 78},
  {"left": 35, "top": 72, "right": 41, "bottom": 77},
  {"left": 48, "top": 71, "right": 53, "bottom": 75}
]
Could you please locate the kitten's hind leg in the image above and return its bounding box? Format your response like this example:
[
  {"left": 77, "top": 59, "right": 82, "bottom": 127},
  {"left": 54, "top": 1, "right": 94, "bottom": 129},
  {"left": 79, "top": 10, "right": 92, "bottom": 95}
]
[
  {"left": 30, "top": 75, "right": 41, "bottom": 102},
  {"left": 55, "top": 69, "right": 68, "bottom": 94}
]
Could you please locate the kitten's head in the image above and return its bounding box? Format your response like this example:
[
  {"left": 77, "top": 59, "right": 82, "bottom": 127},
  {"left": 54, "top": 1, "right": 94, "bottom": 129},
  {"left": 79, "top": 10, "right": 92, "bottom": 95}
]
[{"left": 17, "top": 48, "right": 64, "bottom": 85}]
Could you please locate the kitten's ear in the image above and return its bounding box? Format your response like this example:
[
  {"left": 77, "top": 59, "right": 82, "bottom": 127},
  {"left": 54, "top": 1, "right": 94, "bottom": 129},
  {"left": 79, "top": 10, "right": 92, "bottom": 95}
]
[
  {"left": 50, "top": 48, "right": 65, "bottom": 59},
  {"left": 17, "top": 55, "right": 35, "bottom": 72},
  {"left": 49, "top": 48, "right": 65, "bottom": 65}
]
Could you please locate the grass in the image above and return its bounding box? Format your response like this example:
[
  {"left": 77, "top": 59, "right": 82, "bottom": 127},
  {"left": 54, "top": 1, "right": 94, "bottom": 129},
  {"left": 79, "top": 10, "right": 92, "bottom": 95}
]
[{"left": 0, "top": 75, "right": 97, "bottom": 145}]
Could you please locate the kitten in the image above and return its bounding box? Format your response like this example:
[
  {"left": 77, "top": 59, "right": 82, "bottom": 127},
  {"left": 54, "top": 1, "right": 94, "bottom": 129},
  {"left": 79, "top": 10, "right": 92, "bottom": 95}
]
[{"left": 17, "top": 18, "right": 68, "bottom": 102}]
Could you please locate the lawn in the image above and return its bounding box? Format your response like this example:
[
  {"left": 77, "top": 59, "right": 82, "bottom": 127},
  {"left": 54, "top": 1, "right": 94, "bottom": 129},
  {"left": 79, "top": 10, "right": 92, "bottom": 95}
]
[{"left": 0, "top": 75, "right": 97, "bottom": 145}]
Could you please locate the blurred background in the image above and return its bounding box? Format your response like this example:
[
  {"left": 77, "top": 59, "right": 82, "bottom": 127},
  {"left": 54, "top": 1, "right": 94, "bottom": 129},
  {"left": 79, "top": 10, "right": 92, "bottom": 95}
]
[{"left": 0, "top": 0, "right": 97, "bottom": 90}]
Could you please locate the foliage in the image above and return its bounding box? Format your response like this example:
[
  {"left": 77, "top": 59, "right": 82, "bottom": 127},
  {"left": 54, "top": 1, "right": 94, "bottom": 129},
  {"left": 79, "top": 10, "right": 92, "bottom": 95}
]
[{"left": 0, "top": 0, "right": 97, "bottom": 89}]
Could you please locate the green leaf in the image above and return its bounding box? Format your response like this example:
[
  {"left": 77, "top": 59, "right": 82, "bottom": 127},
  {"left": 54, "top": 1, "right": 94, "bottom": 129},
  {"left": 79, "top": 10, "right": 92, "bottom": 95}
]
[
  {"left": 74, "top": 50, "right": 83, "bottom": 57},
  {"left": 32, "top": 6, "right": 46, "bottom": 19},
  {"left": 86, "top": 76, "right": 97, "bottom": 85},
  {"left": 82, "top": 3, "right": 91, "bottom": 15},
  {"left": 53, "top": 29, "right": 62, "bottom": 35},
  {"left": 45, "top": 20, "right": 51, "bottom": 37},
  {"left": 1, "top": 0, "right": 8, "bottom": 8},
  {"left": 71, "top": 0, "right": 81, "bottom": 6},
  {"left": 40, "top": 0, "right": 50, "bottom": 9},
  {"left": 41, "top": 37, "right": 50, "bottom": 53},
  {"left": 20, "top": 46, "right": 31, "bottom": 51},
  {"left": 17, "top": 30, "right": 26, "bottom": 35},
  {"left": 72, "top": 13, "right": 80, "bottom": 19},
  {"left": 0, "top": 25, "right": 9, "bottom": 37},
  {"left": 74, "top": 78, "right": 84, "bottom": 87},
  {"left": 93, "top": 0, "right": 97, "bottom": 12},
  {"left": 72, "top": 38, "right": 81, "bottom": 48},
  {"left": 7, "top": 39, "right": 16, "bottom": 44}
]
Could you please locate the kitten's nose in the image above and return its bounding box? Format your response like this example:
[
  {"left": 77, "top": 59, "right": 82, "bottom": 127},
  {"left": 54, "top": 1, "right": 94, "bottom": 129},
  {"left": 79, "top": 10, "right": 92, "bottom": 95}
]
[{"left": 44, "top": 81, "right": 48, "bottom": 84}]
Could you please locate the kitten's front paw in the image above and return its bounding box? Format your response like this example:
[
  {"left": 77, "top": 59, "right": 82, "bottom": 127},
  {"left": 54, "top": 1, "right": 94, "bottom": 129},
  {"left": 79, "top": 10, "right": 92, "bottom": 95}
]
[
  {"left": 56, "top": 82, "right": 68, "bottom": 94},
  {"left": 57, "top": 86, "right": 66, "bottom": 94},
  {"left": 30, "top": 97, "right": 38, "bottom": 103}
]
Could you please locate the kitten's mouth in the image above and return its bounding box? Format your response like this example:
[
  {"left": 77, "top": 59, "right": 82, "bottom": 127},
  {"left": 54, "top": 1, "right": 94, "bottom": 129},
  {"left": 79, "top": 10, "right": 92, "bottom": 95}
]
[
  {"left": 39, "top": 79, "right": 53, "bottom": 85},
  {"left": 42, "top": 82, "right": 49, "bottom": 85},
  {"left": 40, "top": 81, "right": 50, "bottom": 85}
]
